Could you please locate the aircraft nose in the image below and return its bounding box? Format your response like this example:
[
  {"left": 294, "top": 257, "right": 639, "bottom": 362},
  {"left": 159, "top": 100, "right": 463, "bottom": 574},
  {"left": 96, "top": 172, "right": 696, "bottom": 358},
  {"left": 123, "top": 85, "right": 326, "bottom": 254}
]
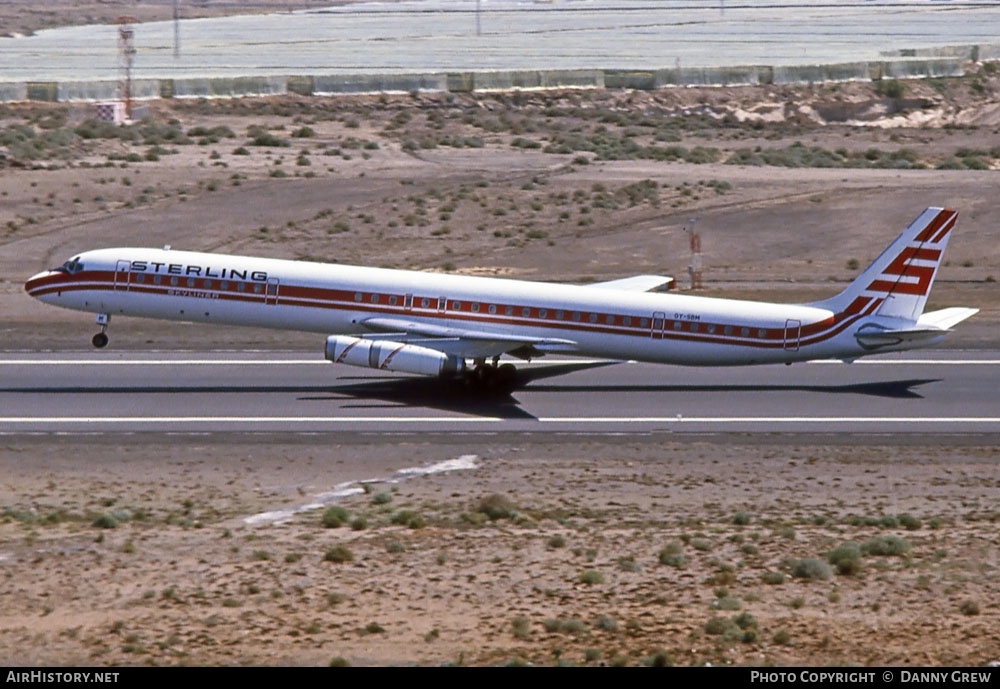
[{"left": 24, "top": 271, "right": 51, "bottom": 297}]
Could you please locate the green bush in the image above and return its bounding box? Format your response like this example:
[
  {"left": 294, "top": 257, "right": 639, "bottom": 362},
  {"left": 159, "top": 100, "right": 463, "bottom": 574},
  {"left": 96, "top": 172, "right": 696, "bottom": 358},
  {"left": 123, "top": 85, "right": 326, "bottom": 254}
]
[
  {"left": 389, "top": 510, "right": 425, "bottom": 529},
  {"left": 704, "top": 616, "right": 738, "bottom": 637},
  {"left": 658, "top": 542, "right": 687, "bottom": 568},
  {"left": 249, "top": 132, "right": 290, "bottom": 147},
  {"left": 322, "top": 506, "right": 349, "bottom": 528},
  {"left": 790, "top": 558, "right": 832, "bottom": 581},
  {"left": 861, "top": 535, "right": 910, "bottom": 557},
  {"left": 323, "top": 545, "right": 354, "bottom": 563},
  {"left": 827, "top": 543, "right": 863, "bottom": 575},
  {"left": 475, "top": 494, "right": 516, "bottom": 520},
  {"left": 91, "top": 513, "right": 118, "bottom": 529},
  {"left": 877, "top": 79, "right": 906, "bottom": 98}
]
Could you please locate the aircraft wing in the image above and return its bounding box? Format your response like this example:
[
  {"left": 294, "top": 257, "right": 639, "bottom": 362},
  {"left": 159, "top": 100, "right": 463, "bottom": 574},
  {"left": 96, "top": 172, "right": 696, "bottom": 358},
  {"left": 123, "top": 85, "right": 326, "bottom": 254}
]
[
  {"left": 358, "top": 316, "right": 578, "bottom": 359},
  {"left": 589, "top": 274, "right": 675, "bottom": 292}
]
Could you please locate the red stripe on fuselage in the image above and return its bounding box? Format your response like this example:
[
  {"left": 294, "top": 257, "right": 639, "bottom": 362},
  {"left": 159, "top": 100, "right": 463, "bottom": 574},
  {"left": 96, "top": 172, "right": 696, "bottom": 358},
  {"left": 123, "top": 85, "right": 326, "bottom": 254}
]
[{"left": 29, "top": 271, "right": 866, "bottom": 351}]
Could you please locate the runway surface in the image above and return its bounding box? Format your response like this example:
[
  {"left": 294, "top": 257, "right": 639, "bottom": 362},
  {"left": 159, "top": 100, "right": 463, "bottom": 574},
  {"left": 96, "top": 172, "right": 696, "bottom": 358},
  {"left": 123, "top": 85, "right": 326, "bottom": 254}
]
[{"left": 2, "top": 350, "right": 998, "bottom": 436}]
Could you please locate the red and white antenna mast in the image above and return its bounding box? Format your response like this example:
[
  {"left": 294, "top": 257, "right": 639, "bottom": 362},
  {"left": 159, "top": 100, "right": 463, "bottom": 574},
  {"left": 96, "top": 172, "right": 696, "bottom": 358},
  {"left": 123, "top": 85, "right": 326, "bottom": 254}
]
[
  {"left": 685, "top": 217, "right": 703, "bottom": 290},
  {"left": 115, "top": 16, "right": 137, "bottom": 120}
]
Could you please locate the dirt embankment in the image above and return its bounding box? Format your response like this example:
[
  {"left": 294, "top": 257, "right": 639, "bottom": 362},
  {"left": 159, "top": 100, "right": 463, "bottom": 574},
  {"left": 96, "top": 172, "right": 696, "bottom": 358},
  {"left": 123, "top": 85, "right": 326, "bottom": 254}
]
[{"left": 2, "top": 73, "right": 999, "bottom": 349}]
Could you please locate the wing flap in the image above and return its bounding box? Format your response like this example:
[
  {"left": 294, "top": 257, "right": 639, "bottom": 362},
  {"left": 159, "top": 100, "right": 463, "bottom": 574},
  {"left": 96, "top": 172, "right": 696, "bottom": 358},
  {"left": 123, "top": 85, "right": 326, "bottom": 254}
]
[{"left": 358, "top": 316, "right": 578, "bottom": 359}]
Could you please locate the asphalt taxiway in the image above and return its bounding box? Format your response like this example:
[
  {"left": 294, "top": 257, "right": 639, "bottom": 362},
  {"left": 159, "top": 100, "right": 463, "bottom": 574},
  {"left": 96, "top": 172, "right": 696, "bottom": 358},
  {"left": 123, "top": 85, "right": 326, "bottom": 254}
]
[{"left": 2, "top": 351, "right": 998, "bottom": 436}]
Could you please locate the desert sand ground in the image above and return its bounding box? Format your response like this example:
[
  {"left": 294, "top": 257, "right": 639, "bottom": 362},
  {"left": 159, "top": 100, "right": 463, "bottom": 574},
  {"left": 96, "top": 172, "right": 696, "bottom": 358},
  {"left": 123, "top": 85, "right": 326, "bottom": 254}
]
[
  {"left": 1, "top": 67, "right": 999, "bottom": 666},
  {"left": 1, "top": 436, "right": 998, "bottom": 667}
]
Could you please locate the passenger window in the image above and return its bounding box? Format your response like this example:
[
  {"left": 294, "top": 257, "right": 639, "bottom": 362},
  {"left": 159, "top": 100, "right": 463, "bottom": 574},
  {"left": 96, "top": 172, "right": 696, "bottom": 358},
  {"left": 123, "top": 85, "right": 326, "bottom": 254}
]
[
  {"left": 253, "top": 284, "right": 262, "bottom": 293},
  {"left": 421, "top": 298, "right": 430, "bottom": 308},
  {"left": 588, "top": 313, "right": 598, "bottom": 323},
  {"left": 758, "top": 329, "right": 767, "bottom": 338},
  {"left": 724, "top": 325, "right": 733, "bottom": 336},
  {"left": 606, "top": 314, "right": 615, "bottom": 325},
  {"left": 707, "top": 324, "right": 716, "bottom": 334},
  {"left": 741, "top": 327, "right": 750, "bottom": 337},
  {"left": 170, "top": 277, "right": 179, "bottom": 286},
  {"left": 153, "top": 275, "right": 162, "bottom": 285},
  {"left": 220, "top": 281, "right": 229, "bottom": 290},
  {"left": 556, "top": 310, "right": 564, "bottom": 320},
  {"left": 539, "top": 309, "right": 547, "bottom": 318},
  {"left": 354, "top": 292, "right": 363, "bottom": 302},
  {"left": 488, "top": 304, "right": 496, "bottom": 314},
  {"left": 451, "top": 300, "right": 461, "bottom": 310},
  {"left": 472, "top": 304, "right": 480, "bottom": 312},
  {"left": 572, "top": 312, "right": 581, "bottom": 322},
  {"left": 187, "top": 278, "right": 196, "bottom": 287},
  {"left": 204, "top": 280, "right": 213, "bottom": 289},
  {"left": 623, "top": 316, "right": 631, "bottom": 326},
  {"left": 135, "top": 273, "right": 145, "bottom": 283},
  {"left": 505, "top": 306, "right": 514, "bottom": 316},
  {"left": 389, "top": 296, "right": 398, "bottom": 306},
  {"left": 640, "top": 318, "right": 649, "bottom": 327},
  {"left": 672, "top": 321, "right": 680, "bottom": 330},
  {"left": 237, "top": 282, "right": 245, "bottom": 292},
  {"left": 690, "top": 323, "right": 699, "bottom": 332},
  {"left": 371, "top": 294, "right": 379, "bottom": 304},
  {"left": 522, "top": 307, "right": 531, "bottom": 318}
]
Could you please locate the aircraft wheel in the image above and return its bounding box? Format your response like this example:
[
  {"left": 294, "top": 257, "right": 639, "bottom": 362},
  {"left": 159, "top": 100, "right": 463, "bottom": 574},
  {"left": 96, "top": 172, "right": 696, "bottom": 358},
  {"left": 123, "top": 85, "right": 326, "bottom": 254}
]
[
  {"left": 496, "top": 363, "right": 517, "bottom": 388},
  {"left": 92, "top": 332, "right": 109, "bottom": 348},
  {"left": 497, "top": 363, "right": 516, "bottom": 381}
]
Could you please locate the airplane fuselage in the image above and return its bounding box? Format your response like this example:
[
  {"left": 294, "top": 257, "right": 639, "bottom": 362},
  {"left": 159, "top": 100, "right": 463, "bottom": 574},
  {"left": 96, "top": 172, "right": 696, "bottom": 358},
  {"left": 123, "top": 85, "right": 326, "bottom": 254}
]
[{"left": 24, "top": 247, "right": 925, "bottom": 367}]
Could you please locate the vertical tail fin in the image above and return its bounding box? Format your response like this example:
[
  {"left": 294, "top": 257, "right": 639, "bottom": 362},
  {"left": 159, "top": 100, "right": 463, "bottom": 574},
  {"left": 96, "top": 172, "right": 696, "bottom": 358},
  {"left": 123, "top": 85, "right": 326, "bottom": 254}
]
[{"left": 811, "top": 207, "right": 957, "bottom": 322}]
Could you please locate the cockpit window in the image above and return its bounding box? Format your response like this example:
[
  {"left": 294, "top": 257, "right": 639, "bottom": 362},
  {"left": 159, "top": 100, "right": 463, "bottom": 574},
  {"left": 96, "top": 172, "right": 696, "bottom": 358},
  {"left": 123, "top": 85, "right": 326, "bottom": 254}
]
[{"left": 52, "top": 257, "right": 85, "bottom": 274}]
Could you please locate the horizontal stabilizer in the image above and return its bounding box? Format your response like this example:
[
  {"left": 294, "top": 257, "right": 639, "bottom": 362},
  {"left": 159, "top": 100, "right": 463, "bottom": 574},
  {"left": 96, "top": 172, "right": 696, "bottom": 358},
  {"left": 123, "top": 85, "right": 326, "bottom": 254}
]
[
  {"left": 855, "top": 326, "right": 948, "bottom": 349},
  {"left": 589, "top": 275, "right": 675, "bottom": 292},
  {"left": 916, "top": 307, "right": 979, "bottom": 330}
]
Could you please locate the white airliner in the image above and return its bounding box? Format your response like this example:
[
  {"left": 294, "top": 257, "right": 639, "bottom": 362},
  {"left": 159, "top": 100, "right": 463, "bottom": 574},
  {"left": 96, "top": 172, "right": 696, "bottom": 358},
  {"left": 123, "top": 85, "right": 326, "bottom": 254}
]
[{"left": 24, "top": 207, "right": 977, "bottom": 388}]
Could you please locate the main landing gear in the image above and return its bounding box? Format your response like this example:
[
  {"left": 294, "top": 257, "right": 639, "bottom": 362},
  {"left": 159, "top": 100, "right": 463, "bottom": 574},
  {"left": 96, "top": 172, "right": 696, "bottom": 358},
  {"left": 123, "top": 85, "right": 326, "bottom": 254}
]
[
  {"left": 92, "top": 313, "right": 110, "bottom": 348},
  {"left": 464, "top": 359, "right": 518, "bottom": 392}
]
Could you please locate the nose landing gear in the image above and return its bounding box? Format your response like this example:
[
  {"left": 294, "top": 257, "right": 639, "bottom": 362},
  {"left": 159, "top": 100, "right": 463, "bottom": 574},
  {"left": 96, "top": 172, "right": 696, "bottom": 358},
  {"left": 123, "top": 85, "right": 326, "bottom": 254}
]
[{"left": 92, "top": 313, "right": 110, "bottom": 348}]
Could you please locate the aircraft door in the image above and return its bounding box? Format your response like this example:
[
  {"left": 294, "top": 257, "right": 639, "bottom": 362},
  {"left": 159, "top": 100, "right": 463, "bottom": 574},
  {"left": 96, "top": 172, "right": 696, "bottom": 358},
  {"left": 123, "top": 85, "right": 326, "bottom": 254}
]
[
  {"left": 265, "top": 278, "right": 279, "bottom": 305},
  {"left": 437, "top": 296, "right": 447, "bottom": 313},
  {"left": 784, "top": 319, "right": 801, "bottom": 351},
  {"left": 652, "top": 311, "right": 666, "bottom": 339},
  {"left": 114, "top": 260, "right": 131, "bottom": 291}
]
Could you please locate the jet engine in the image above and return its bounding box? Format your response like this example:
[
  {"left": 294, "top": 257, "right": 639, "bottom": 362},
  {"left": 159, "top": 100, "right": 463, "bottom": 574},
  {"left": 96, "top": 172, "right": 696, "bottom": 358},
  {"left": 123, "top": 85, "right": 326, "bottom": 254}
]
[{"left": 325, "top": 335, "right": 465, "bottom": 378}]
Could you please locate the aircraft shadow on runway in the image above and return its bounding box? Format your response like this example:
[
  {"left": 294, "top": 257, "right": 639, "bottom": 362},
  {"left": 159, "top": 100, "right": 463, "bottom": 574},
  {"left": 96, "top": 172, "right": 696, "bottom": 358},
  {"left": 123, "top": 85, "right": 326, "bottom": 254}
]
[
  {"left": 4, "top": 362, "right": 615, "bottom": 421},
  {"left": 524, "top": 378, "right": 941, "bottom": 400},
  {"left": 300, "top": 361, "right": 619, "bottom": 419},
  {"left": 5, "top": 368, "right": 937, "bottom": 420}
]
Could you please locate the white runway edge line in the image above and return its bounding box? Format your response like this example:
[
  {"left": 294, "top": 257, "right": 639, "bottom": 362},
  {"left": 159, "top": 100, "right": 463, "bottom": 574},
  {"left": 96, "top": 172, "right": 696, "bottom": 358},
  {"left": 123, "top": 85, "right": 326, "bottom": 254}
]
[{"left": 1, "top": 416, "right": 999, "bottom": 425}]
